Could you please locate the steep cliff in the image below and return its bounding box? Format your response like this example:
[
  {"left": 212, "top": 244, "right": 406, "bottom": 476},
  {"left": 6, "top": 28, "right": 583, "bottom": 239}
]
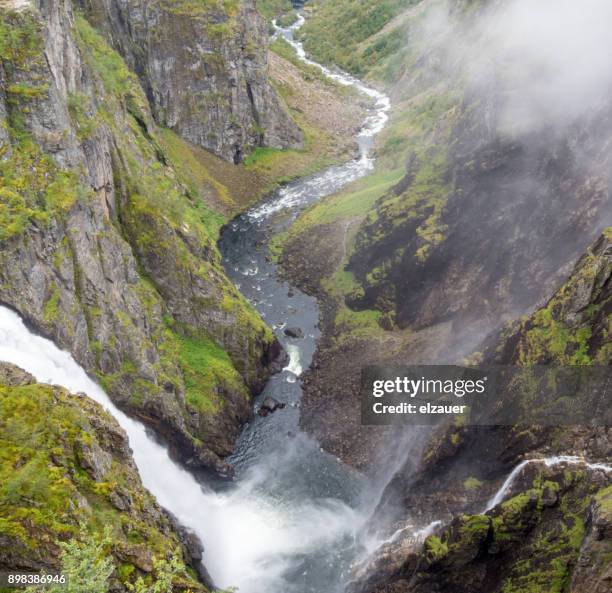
[
  {"left": 277, "top": 0, "right": 612, "bottom": 467},
  {"left": 274, "top": 2, "right": 612, "bottom": 588},
  {"left": 78, "top": 0, "right": 303, "bottom": 163},
  {"left": 0, "top": 0, "right": 288, "bottom": 474},
  {"left": 0, "top": 362, "right": 208, "bottom": 591},
  {"left": 352, "top": 230, "right": 612, "bottom": 593}
]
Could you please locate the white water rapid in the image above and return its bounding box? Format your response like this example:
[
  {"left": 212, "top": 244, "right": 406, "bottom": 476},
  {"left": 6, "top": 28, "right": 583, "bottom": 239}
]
[{"left": 0, "top": 305, "right": 365, "bottom": 592}]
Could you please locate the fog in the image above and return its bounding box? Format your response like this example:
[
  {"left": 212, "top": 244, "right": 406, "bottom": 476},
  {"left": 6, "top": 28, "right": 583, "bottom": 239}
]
[{"left": 415, "top": 0, "right": 612, "bottom": 134}]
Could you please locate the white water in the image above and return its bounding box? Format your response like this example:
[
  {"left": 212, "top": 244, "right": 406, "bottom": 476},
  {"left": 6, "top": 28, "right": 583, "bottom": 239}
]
[
  {"left": 247, "top": 15, "right": 391, "bottom": 223},
  {"left": 485, "top": 455, "right": 612, "bottom": 511}
]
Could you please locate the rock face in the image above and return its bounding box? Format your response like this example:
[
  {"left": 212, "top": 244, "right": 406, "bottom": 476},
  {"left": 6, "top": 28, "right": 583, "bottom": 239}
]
[
  {"left": 0, "top": 362, "right": 206, "bottom": 591},
  {"left": 356, "top": 464, "right": 611, "bottom": 593},
  {"left": 348, "top": 96, "right": 612, "bottom": 336},
  {"left": 0, "top": 0, "right": 288, "bottom": 472},
  {"left": 79, "top": 0, "right": 303, "bottom": 163},
  {"left": 352, "top": 230, "right": 612, "bottom": 593}
]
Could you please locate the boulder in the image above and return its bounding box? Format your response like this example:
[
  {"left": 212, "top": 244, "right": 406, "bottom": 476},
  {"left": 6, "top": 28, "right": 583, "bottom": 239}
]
[{"left": 284, "top": 327, "right": 304, "bottom": 339}]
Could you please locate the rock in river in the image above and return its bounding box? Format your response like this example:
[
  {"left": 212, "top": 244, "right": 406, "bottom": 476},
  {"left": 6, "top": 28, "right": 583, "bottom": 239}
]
[
  {"left": 284, "top": 327, "right": 304, "bottom": 339},
  {"left": 257, "top": 397, "right": 287, "bottom": 417}
]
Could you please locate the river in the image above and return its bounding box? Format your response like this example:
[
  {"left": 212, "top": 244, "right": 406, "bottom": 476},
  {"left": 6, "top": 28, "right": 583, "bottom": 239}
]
[{"left": 0, "top": 14, "right": 393, "bottom": 593}]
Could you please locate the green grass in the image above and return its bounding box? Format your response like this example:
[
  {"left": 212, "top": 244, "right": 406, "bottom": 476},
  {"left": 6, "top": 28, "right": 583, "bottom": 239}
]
[
  {"left": 464, "top": 477, "right": 483, "bottom": 490},
  {"left": 176, "top": 332, "right": 245, "bottom": 413},
  {"left": 74, "top": 15, "right": 137, "bottom": 99},
  {"left": 242, "top": 146, "right": 287, "bottom": 168},
  {"left": 257, "top": 0, "right": 294, "bottom": 19},
  {"left": 299, "top": 0, "right": 420, "bottom": 78},
  {"left": 0, "top": 134, "right": 88, "bottom": 243},
  {"left": 425, "top": 535, "right": 448, "bottom": 561},
  {"left": 295, "top": 167, "right": 404, "bottom": 231}
]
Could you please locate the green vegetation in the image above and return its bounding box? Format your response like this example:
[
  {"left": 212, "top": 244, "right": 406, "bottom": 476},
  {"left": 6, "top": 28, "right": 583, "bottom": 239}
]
[
  {"left": 270, "top": 38, "right": 333, "bottom": 86},
  {"left": 488, "top": 473, "right": 592, "bottom": 593},
  {"left": 299, "top": 0, "right": 419, "bottom": 77},
  {"left": 0, "top": 139, "right": 87, "bottom": 242},
  {"left": 174, "top": 329, "right": 246, "bottom": 413},
  {"left": 158, "top": 0, "right": 240, "bottom": 40},
  {"left": 0, "top": 11, "right": 88, "bottom": 243},
  {"left": 424, "top": 535, "right": 448, "bottom": 562},
  {"left": 513, "top": 232, "right": 612, "bottom": 366},
  {"left": 292, "top": 168, "right": 405, "bottom": 232},
  {"left": 0, "top": 9, "right": 41, "bottom": 68},
  {"left": 520, "top": 304, "right": 593, "bottom": 365},
  {"left": 463, "top": 477, "right": 483, "bottom": 490},
  {"left": 74, "top": 16, "right": 138, "bottom": 101},
  {"left": 0, "top": 378, "right": 202, "bottom": 591},
  {"left": 274, "top": 2, "right": 461, "bottom": 326},
  {"left": 25, "top": 526, "right": 114, "bottom": 593},
  {"left": 256, "top": 0, "right": 294, "bottom": 20},
  {"left": 43, "top": 288, "right": 61, "bottom": 324},
  {"left": 73, "top": 11, "right": 273, "bottom": 435}
]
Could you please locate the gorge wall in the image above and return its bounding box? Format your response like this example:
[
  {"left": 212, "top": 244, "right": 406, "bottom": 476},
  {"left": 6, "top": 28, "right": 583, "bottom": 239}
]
[
  {"left": 275, "top": 1, "right": 612, "bottom": 590},
  {"left": 78, "top": 0, "right": 303, "bottom": 163}
]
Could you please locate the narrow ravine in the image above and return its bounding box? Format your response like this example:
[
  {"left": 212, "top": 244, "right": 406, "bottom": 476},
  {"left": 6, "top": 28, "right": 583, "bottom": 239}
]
[{"left": 0, "top": 14, "right": 609, "bottom": 593}]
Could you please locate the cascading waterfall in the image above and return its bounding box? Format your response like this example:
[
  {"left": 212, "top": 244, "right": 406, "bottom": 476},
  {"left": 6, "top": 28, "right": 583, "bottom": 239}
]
[
  {"left": 1, "top": 11, "right": 608, "bottom": 589},
  {"left": 485, "top": 455, "right": 612, "bottom": 512},
  {"left": 0, "top": 306, "right": 363, "bottom": 593}
]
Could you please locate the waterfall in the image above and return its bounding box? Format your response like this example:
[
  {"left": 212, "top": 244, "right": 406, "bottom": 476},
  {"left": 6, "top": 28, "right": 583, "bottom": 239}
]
[
  {"left": 0, "top": 14, "right": 397, "bottom": 593},
  {"left": 484, "top": 455, "right": 612, "bottom": 512}
]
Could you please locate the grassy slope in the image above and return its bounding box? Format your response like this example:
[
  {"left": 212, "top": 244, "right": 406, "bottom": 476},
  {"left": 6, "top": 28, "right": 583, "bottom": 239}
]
[{"left": 299, "top": 0, "right": 421, "bottom": 79}]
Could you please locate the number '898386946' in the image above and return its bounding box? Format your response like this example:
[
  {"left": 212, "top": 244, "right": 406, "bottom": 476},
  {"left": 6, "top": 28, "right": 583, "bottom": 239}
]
[{"left": 0, "top": 572, "right": 67, "bottom": 587}]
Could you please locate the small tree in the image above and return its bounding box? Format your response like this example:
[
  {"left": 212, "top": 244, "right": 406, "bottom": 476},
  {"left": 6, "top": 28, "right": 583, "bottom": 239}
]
[
  {"left": 26, "top": 525, "right": 114, "bottom": 593},
  {"left": 127, "top": 550, "right": 185, "bottom": 593}
]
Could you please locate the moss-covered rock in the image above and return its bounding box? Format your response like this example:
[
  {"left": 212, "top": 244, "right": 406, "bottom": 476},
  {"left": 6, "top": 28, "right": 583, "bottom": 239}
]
[{"left": 0, "top": 362, "right": 206, "bottom": 592}]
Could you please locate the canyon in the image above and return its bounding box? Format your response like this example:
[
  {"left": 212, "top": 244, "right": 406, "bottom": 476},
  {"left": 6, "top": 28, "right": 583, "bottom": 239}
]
[{"left": 0, "top": 1, "right": 610, "bottom": 592}]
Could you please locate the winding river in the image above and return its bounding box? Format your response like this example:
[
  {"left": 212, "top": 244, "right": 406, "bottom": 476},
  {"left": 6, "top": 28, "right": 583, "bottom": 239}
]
[{"left": 0, "top": 15, "right": 392, "bottom": 593}]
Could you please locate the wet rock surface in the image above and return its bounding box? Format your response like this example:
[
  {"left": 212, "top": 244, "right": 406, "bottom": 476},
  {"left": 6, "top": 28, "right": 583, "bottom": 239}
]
[{"left": 257, "top": 395, "right": 286, "bottom": 416}]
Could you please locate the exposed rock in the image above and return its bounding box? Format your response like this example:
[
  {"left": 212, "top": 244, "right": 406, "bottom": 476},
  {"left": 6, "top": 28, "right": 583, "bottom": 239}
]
[
  {"left": 257, "top": 395, "right": 286, "bottom": 416},
  {"left": 78, "top": 440, "right": 113, "bottom": 482},
  {"left": 350, "top": 230, "right": 612, "bottom": 592},
  {"left": 357, "top": 465, "right": 611, "bottom": 593},
  {"left": 0, "top": 0, "right": 288, "bottom": 473},
  {"left": 284, "top": 326, "right": 304, "bottom": 338},
  {"left": 80, "top": 0, "right": 303, "bottom": 162},
  {"left": 0, "top": 362, "right": 35, "bottom": 386}
]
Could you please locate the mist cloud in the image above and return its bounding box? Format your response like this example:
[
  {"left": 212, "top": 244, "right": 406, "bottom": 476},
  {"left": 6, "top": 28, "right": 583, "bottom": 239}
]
[{"left": 418, "top": 0, "right": 612, "bottom": 134}]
